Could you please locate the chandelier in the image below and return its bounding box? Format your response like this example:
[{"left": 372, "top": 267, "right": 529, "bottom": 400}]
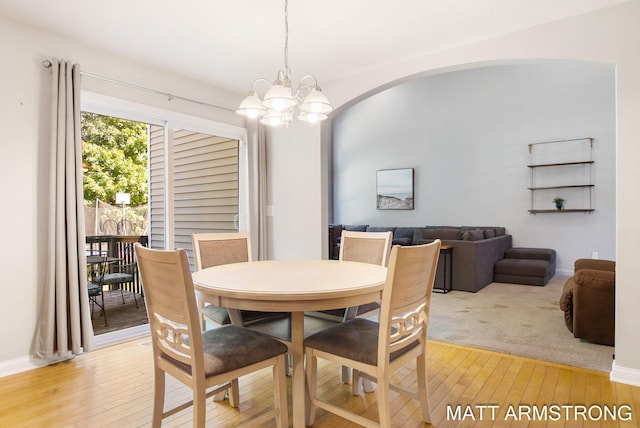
[{"left": 235, "top": 0, "right": 333, "bottom": 126}]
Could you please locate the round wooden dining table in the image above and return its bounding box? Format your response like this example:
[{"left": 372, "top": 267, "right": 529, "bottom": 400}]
[{"left": 191, "top": 259, "right": 387, "bottom": 428}]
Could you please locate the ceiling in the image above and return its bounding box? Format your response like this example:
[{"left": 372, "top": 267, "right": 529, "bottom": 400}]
[{"left": 0, "top": 0, "right": 627, "bottom": 95}]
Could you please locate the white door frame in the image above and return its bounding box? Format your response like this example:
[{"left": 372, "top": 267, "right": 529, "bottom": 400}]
[{"left": 81, "top": 91, "right": 250, "bottom": 248}]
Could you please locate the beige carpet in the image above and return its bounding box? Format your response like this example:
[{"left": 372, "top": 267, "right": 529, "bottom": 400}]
[{"left": 426, "top": 276, "right": 614, "bottom": 372}]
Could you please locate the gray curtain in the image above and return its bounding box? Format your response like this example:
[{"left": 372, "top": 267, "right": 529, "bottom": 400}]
[
  {"left": 33, "top": 58, "right": 95, "bottom": 361},
  {"left": 256, "top": 125, "right": 268, "bottom": 260},
  {"left": 247, "top": 121, "right": 269, "bottom": 260}
]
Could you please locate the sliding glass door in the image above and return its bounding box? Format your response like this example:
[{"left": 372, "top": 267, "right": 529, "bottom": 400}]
[
  {"left": 83, "top": 93, "right": 248, "bottom": 269},
  {"left": 149, "top": 125, "right": 242, "bottom": 265}
]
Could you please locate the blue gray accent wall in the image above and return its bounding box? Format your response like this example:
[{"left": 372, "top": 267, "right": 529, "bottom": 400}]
[{"left": 331, "top": 62, "right": 615, "bottom": 274}]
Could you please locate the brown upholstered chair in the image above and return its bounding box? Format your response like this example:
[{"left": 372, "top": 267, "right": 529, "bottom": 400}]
[
  {"left": 134, "top": 245, "right": 289, "bottom": 428},
  {"left": 559, "top": 258, "right": 615, "bottom": 346},
  {"left": 305, "top": 240, "right": 441, "bottom": 427}
]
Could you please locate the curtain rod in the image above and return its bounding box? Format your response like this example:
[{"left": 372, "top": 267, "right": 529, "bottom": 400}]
[{"left": 42, "top": 59, "right": 234, "bottom": 112}]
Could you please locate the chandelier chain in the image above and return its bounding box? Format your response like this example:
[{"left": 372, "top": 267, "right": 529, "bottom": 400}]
[
  {"left": 284, "top": 0, "right": 289, "bottom": 74},
  {"left": 235, "top": 0, "right": 333, "bottom": 125}
]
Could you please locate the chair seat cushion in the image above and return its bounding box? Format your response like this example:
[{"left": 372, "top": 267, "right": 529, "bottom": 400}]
[
  {"left": 164, "top": 325, "right": 288, "bottom": 377},
  {"left": 88, "top": 283, "right": 102, "bottom": 296},
  {"left": 202, "top": 305, "right": 287, "bottom": 326},
  {"left": 202, "top": 305, "right": 231, "bottom": 325},
  {"left": 101, "top": 273, "right": 134, "bottom": 284},
  {"left": 304, "top": 318, "right": 418, "bottom": 366}
]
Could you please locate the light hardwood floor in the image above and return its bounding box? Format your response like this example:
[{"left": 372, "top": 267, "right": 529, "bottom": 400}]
[{"left": 1, "top": 338, "right": 638, "bottom": 427}]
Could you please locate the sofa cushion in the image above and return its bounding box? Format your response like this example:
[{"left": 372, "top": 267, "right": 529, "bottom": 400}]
[
  {"left": 462, "top": 226, "right": 505, "bottom": 236},
  {"left": 394, "top": 227, "right": 418, "bottom": 239},
  {"left": 367, "top": 226, "right": 396, "bottom": 234},
  {"left": 391, "top": 227, "right": 418, "bottom": 246},
  {"left": 505, "top": 247, "right": 556, "bottom": 263},
  {"left": 344, "top": 224, "right": 368, "bottom": 232},
  {"left": 393, "top": 237, "right": 414, "bottom": 246},
  {"left": 493, "top": 258, "right": 553, "bottom": 286},
  {"left": 420, "top": 228, "right": 461, "bottom": 240},
  {"left": 494, "top": 258, "right": 551, "bottom": 277},
  {"left": 462, "top": 229, "right": 484, "bottom": 241},
  {"left": 483, "top": 229, "right": 496, "bottom": 238}
]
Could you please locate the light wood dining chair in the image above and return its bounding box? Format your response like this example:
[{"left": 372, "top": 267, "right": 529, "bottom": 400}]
[
  {"left": 134, "top": 245, "right": 289, "bottom": 428},
  {"left": 304, "top": 240, "right": 441, "bottom": 428},
  {"left": 192, "top": 232, "right": 287, "bottom": 327},
  {"left": 308, "top": 230, "right": 393, "bottom": 323},
  {"left": 306, "top": 230, "right": 393, "bottom": 387}
]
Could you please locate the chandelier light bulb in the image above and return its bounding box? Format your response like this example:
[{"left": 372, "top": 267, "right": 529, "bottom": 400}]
[
  {"left": 300, "top": 87, "right": 333, "bottom": 114},
  {"left": 260, "top": 110, "right": 287, "bottom": 126},
  {"left": 235, "top": 92, "right": 267, "bottom": 118},
  {"left": 263, "top": 82, "right": 296, "bottom": 112}
]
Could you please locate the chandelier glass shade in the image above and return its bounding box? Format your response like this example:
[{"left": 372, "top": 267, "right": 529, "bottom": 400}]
[{"left": 235, "top": 0, "right": 333, "bottom": 126}]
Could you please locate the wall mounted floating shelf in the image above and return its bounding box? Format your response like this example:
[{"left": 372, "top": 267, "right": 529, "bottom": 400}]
[{"left": 527, "top": 138, "right": 594, "bottom": 215}]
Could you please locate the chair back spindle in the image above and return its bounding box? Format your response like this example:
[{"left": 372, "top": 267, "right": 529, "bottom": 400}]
[
  {"left": 135, "top": 246, "right": 204, "bottom": 371},
  {"left": 379, "top": 240, "right": 441, "bottom": 361}
]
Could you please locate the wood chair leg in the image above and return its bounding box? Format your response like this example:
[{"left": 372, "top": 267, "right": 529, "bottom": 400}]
[
  {"left": 341, "top": 365, "right": 351, "bottom": 384},
  {"left": 274, "top": 355, "right": 288, "bottom": 428},
  {"left": 305, "top": 350, "right": 318, "bottom": 426},
  {"left": 416, "top": 353, "right": 431, "bottom": 423},
  {"left": 377, "top": 378, "right": 392, "bottom": 428},
  {"left": 351, "top": 369, "right": 361, "bottom": 395},
  {"left": 152, "top": 368, "right": 165, "bottom": 428},
  {"left": 351, "top": 370, "right": 377, "bottom": 395},
  {"left": 228, "top": 378, "right": 240, "bottom": 407},
  {"left": 193, "top": 383, "right": 206, "bottom": 428}
]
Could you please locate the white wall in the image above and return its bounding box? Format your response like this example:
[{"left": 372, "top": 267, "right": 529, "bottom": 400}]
[
  {"left": 2, "top": 0, "right": 639, "bottom": 387},
  {"left": 266, "top": 123, "right": 323, "bottom": 260},
  {"left": 317, "top": 1, "right": 640, "bottom": 383},
  {"left": 0, "top": 16, "right": 243, "bottom": 372},
  {"left": 332, "top": 62, "right": 616, "bottom": 274}
]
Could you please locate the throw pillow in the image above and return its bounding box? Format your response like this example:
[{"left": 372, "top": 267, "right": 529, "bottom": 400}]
[
  {"left": 483, "top": 229, "right": 496, "bottom": 238},
  {"left": 462, "top": 229, "right": 484, "bottom": 241},
  {"left": 393, "top": 237, "right": 413, "bottom": 246}
]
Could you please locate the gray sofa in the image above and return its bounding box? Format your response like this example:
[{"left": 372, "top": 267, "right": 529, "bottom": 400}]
[{"left": 329, "top": 225, "right": 512, "bottom": 292}]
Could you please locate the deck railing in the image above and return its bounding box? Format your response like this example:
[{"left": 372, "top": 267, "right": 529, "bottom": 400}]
[{"left": 86, "top": 235, "right": 148, "bottom": 295}]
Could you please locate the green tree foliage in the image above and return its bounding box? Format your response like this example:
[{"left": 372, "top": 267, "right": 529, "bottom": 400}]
[{"left": 82, "top": 112, "right": 148, "bottom": 207}]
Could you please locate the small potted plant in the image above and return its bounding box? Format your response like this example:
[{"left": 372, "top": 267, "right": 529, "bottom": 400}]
[{"left": 553, "top": 197, "right": 565, "bottom": 210}]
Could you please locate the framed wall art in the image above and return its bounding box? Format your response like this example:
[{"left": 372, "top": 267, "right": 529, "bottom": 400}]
[{"left": 376, "top": 168, "right": 414, "bottom": 210}]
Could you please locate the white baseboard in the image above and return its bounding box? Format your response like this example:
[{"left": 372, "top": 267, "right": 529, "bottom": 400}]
[
  {"left": 610, "top": 361, "right": 640, "bottom": 387},
  {"left": 0, "top": 356, "right": 44, "bottom": 379},
  {"left": 0, "top": 325, "right": 151, "bottom": 379},
  {"left": 95, "top": 324, "right": 150, "bottom": 349}
]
